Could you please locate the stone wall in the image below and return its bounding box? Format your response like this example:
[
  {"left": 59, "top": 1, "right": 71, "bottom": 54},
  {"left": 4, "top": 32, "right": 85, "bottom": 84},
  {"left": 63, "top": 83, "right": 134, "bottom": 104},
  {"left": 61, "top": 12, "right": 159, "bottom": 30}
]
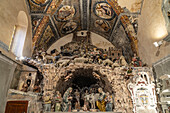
[
  {"left": 0, "top": 54, "right": 17, "bottom": 113},
  {"left": 137, "top": 0, "right": 170, "bottom": 66},
  {"left": 153, "top": 54, "right": 170, "bottom": 79},
  {"left": 0, "top": 0, "right": 32, "bottom": 57},
  {"left": 118, "top": 0, "right": 170, "bottom": 66},
  {"left": 153, "top": 55, "right": 170, "bottom": 113}
]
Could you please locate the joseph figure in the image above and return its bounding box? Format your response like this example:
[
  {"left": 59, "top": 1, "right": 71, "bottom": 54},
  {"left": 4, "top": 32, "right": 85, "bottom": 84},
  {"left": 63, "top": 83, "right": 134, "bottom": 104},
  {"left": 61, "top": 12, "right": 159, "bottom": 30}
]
[{"left": 96, "top": 88, "right": 106, "bottom": 111}]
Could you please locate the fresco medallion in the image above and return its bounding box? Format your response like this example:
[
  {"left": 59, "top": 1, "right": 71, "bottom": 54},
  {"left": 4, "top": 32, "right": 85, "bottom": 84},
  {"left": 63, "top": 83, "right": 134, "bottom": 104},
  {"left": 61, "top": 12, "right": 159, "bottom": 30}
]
[
  {"left": 61, "top": 21, "right": 78, "bottom": 34},
  {"left": 55, "top": 5, "right": 76, "bottom": 21},
  {"left": 93, "top": 2, "right": 115, "bottom": 20},
  {"left": 94, "top": 20, "right": 111, "bottom": 32}
]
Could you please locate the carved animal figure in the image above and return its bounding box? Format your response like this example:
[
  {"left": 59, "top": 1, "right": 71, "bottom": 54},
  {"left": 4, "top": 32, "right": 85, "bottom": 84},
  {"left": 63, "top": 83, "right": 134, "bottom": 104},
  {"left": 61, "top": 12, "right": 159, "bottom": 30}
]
[
  {"left": 119, "top": 55, "right": 128, "bottom": 66},
  {"left": 73, "top": 57, "right": 89, "bottom": 63},
  {"left": 56, "top": 59, "right": 70, "bottom": 68},
  {"left": 102, "top": 59, "right": 113, "bottom": 66},
  {"left": 41, "top": 52, "right": 55, "bottom": 64}
]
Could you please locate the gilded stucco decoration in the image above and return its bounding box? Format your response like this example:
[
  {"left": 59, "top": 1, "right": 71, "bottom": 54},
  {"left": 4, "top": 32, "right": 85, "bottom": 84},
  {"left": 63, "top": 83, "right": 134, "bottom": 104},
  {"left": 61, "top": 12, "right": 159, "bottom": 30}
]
[{"left": 31, "top": 0, "right": 50, "bottom": 6}]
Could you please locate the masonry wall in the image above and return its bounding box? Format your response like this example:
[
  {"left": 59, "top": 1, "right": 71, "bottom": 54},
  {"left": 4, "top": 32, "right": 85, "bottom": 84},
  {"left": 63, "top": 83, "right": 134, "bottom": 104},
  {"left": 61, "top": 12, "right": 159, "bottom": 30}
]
[
  {"left": 0, "top": 1, "right": 32, "bottom": 112},
  {"left": 137, "top": 0, "right": 170, "bottom": 66},
  {"left": 118, "top": 0, "right": 170, "bottom": 66},
  {"left": 0, "top": 0, "right": 32, "bottom": 58},
  {"left": 0, "top": 54, "right": 17, "bottom": 113}
]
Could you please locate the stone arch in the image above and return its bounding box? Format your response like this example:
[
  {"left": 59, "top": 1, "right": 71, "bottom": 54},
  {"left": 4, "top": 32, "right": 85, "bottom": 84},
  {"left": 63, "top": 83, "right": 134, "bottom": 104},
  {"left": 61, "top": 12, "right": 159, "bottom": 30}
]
[
  {"left": 17, "top": 11, "right": 28, "bottom": 27},
  {"left": 55, "top": 64, "right": 114, "bottom": 95},
  {"left": 40, "top": 63, "right": 133, "bottom": 112}
]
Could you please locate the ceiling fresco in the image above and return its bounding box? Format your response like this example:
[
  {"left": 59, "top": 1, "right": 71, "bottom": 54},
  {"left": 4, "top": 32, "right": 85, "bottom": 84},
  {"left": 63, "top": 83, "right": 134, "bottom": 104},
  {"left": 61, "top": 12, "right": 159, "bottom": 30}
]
[
  {"left": 26, "top": 0, "right": 140, "bottom": 56},
  {"left": 54, "top": 5, "right": 76, "bottom": 21},
  {"left": 93, "top": 2, "right": 115, "bottom": 20},
  {"left": 94, "top": 20, "right": 111, "bottom": 32},
  {"left": 61, "top": 21, "right": 78, "bottom": 34}
]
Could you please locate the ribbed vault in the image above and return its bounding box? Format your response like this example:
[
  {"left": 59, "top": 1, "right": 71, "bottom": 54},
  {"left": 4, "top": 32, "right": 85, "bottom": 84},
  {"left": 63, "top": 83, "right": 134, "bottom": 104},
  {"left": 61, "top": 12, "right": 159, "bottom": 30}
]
[{"left": 26, "top": 0, "right": 139, "bottom": 55}]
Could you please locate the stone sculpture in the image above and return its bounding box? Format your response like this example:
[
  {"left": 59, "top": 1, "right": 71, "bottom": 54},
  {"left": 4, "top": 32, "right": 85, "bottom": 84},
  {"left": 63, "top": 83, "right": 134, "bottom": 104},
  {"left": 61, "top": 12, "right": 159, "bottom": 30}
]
[
  {"left": 44, "top": 92, "right": 52, "bottom": 112},
  {"left": 102, "top": 59, "right": 113, "bottom": 67},
  {"left": 96, "top": 88, "right": 106, "bottom": 112},
  {"left": 74, "top": 89, "right": 80, "bottom": 110},
  {"left": 62, "top": 87, "right": 73, "bottom": 112},
  {"left": 105, "top": 92, "right": 113, "bottom": 111},
  {"left": 55, "top": 91, "right": 62, "bottom": 111}
]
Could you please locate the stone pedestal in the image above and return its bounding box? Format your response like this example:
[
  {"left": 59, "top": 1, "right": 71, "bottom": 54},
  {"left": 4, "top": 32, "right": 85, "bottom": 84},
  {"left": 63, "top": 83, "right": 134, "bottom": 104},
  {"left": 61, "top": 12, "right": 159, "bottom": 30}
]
[{"left": 44, "top": 112, "right": 121, "bottom": 113}]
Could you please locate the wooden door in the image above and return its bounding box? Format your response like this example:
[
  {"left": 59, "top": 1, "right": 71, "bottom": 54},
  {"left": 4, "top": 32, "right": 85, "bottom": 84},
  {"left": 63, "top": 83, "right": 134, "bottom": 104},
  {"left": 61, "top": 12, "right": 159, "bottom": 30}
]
[{"left": 5, "top": 101, "right": 28, "bottom": 113}]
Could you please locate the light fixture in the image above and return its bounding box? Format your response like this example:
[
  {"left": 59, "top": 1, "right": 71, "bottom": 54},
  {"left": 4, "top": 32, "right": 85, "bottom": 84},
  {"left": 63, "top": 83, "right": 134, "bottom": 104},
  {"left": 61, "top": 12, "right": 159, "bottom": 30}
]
[{"left": 153, "top": 40, "right": 163, "bottom": 47}]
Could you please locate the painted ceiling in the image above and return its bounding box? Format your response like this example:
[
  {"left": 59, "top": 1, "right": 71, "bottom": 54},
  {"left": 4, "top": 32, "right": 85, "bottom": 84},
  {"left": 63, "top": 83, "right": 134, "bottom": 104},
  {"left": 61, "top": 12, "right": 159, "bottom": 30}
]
[{"left": 26, "top": 0, "right": 141, "bottom": 56}]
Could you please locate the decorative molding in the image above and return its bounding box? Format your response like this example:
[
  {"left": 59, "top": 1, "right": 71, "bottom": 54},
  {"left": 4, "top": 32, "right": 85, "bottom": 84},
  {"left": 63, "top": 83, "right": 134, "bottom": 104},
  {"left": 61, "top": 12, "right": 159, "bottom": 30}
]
[
  {"left": 87, "top": 0, "right": 91, "bottom": 31},
  {"left": 49, "top": 16, "right": 60, "bottom": 39},
  {"left": 0, "top": 40, "right": 9, "bottom": 51},
  {"left": 25, "top": 0, "right": 31, "bottom": 14},
  {"left": 80, "top": 0, "right": 88, "bottom": 30},
  {"left": 152, "top": 54, "right": 170, "bottom": 67},
  {"left": 80, "top": 0, "right": 83, "bottom": 29}
]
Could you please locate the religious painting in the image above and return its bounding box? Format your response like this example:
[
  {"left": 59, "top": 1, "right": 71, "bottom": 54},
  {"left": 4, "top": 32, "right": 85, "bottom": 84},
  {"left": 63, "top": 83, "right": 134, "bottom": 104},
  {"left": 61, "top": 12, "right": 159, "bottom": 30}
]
[
  {"left": 93, "top": 2, "right": 114, "bottom": 20},
  {"left": 31, "top": 0, "right": 50, "bottom": 6},
  {"left": 61, "top": 21, "right": 78, "bottom": 34},
  {"left": 94, "top": 20, "right": 111, "bottom": 32},
  {"left": 55, "top": 5, "right": 76, "bottom": 21}
]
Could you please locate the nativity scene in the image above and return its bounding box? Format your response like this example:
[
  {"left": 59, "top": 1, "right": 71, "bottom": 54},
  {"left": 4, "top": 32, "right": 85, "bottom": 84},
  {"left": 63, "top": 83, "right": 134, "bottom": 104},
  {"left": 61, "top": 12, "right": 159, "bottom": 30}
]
[{"left": 0, "top": 0, "right": 169, "bottom": 113}]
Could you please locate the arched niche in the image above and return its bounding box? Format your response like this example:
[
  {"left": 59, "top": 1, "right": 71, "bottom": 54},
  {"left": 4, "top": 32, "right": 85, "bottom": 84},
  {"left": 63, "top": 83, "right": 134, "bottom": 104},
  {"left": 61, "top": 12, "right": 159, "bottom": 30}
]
[
  {"left": 17, "top": 11, "right": 28, "bottom": 27},
  {"left": 11, "top": 11, "right": 28, "bottom": 58},
  {"left": 55, "top": 65, "right": 114, "bottom": 95}
]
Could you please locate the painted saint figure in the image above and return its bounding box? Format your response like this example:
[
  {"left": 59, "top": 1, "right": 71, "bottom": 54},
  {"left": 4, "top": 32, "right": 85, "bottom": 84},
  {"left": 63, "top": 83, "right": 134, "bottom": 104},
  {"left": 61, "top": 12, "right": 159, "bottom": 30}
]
[
  {"left": 74, "top": 89, "right": 80, "bottom": 110},
  {"left": 96, "top": 88, "right": 106, "bottom": 111},
  {"left": 83, "top": 89, "right": 90, "bottom": 111},
  {"left": 62, "top": 87, "right": 73, "bottom": 112},
  {"left": 105, "top": 92, "right": 113, "bottom": 111},
  {"left": 89, "top": 88, "right": 96, "bottom": 109},
  {"left": 55, "top": 91, "right": 62, "bottom": 111},
  {"left": 44, "top": 92, "right": 52, "bottom": 112}
]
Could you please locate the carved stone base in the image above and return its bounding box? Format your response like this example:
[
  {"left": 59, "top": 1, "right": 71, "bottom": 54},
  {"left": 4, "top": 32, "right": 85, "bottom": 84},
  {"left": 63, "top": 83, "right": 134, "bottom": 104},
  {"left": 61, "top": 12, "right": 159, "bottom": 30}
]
[{"left": 44, "top": 112, "right": 121, "bottom": 113}]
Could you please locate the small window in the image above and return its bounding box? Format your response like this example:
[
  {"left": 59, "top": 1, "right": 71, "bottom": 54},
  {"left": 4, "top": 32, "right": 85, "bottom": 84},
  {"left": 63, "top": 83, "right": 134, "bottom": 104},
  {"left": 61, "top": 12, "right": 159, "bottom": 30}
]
[{"left": 11, "top": 11, "right": 28, "bottom": 58}]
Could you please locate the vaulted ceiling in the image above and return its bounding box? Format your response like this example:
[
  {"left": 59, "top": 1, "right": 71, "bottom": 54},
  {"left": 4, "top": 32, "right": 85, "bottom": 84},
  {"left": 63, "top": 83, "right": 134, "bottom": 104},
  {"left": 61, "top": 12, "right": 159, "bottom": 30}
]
[{"left": 26, "top": 0, "right": 141, "bottom": 57}]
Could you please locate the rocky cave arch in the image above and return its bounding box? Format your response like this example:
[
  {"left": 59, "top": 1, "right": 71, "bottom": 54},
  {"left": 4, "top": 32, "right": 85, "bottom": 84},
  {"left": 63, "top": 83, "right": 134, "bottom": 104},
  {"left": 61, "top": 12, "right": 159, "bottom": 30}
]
[
  {"left": 55, "top": 67, "right": 114, "bottom": 95},
  {"left": 40, "top": 63, "right": 133, "bottom": 112}
]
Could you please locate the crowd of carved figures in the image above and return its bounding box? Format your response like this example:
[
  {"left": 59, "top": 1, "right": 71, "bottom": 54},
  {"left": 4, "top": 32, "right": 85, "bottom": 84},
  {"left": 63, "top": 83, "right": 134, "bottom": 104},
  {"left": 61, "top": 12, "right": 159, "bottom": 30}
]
[
  {"left": 43, "top": 87, "right": 114, "bottom": 112},
  {"left": 24, "top": 42, "right": 143, "bottom": 69}
]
